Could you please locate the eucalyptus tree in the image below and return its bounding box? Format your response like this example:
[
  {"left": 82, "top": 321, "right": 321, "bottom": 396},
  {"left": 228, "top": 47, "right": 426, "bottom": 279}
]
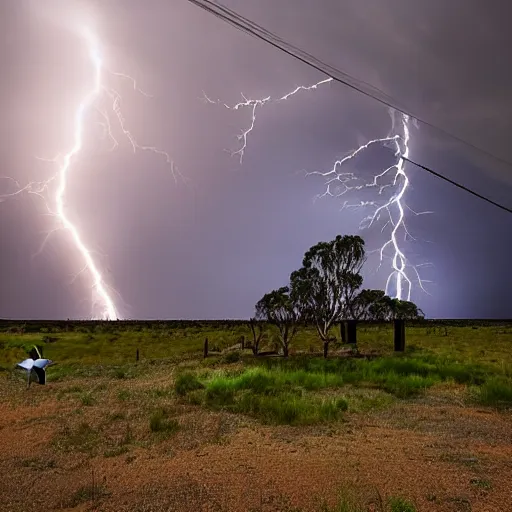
[
  {"left": 290, "top": 235, "right": 365, "bottom": 357},
  {"left": 255, "top": 287, "right": 299, "bottom": 358}
]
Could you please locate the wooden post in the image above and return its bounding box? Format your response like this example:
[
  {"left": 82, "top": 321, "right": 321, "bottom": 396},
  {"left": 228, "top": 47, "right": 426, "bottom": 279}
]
[
  {"left": 240, "top": 335, "right": 245, "bottom": 350},
  {"left": 340, "top": 322, "right": 347, "bottom": 344},
  {"left": 203, "top": 338, "right": 209, "bottom": 358},
  {"left": 347, "top": 320, "right": 357, "bottom": 345},
  {"left": 394, "top": 319, "right": 406, "bottom": 352}
]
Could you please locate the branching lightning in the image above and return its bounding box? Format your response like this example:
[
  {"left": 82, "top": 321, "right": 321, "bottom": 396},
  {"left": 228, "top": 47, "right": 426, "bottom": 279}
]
[
  {"left": 310, "top": 110, "right": 433, "bottom": 301},
  {"left": 203, "top": 78, "right": 333, "bottom": 163},
  {"left": 0, "top": 27, "right": 177, "bottom": 320},
  {"left": 206, "top": 80, "right": 432, "bottom": 301}
]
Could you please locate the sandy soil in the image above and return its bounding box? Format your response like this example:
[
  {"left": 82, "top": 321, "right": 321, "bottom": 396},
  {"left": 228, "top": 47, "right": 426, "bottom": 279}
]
[{"left": 1, "top": 376, "right": 511, "bottom": 512}]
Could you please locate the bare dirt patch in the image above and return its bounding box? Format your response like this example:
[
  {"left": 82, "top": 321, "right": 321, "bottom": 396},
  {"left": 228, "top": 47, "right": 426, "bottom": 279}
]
[{"left": 1, "top": 376, "right": 511, "bottom": 511}]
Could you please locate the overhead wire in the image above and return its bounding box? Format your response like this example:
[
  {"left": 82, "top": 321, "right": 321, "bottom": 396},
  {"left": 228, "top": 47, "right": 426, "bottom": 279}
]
[{"left": 402, "top": 157, "right": 512, "bottom": 214}]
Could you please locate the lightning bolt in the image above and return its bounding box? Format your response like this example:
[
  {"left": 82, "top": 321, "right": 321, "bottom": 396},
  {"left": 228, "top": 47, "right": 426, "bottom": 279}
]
[
  {"left": 205, "top": 80, "right": 432, "bottom": 301},
  {"left": 203, "top": 77, "right": 333, "bottom": 163},
  {"left": 311, "top": 110, "right": 433, "bottom": 301},
  {"left": 0, "top": 27, "right": 177, "bottom": 320}
]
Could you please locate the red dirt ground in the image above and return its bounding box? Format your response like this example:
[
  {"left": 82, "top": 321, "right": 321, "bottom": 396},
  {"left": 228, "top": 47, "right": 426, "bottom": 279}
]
[{"left": 1, "top": 377, "right": 511, "bottom": 511}]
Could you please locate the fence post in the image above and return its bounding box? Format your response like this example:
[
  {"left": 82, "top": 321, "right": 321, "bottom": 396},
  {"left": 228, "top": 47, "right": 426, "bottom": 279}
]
[
  {"left": 394, "top": 319, "right": 406, "bottom": 352},
  {"left": 241, "top": 335, "right": 245, "bottom": 350},
  {"left": 347, "top": 320, "right": 357, "bottom": 345},
  {"left": 203, "top": 338, "right": 209, "bottom": 358},
  {"left": 340, "top": 321, "right": 347, "bottom": 344}
]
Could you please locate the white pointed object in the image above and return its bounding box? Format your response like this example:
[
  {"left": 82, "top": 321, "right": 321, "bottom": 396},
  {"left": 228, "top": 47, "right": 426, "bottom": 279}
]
[{"left": 16, "top": 356, "right": 54, "bottom": 388}]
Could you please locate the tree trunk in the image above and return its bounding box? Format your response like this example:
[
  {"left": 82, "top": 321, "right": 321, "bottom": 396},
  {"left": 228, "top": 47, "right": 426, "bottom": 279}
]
[
  {"left": 283, "top": 344, "right": 289, "bottom": 358},
  {"left": 323, "top": 341, "right": 329, "bottom": 359}
]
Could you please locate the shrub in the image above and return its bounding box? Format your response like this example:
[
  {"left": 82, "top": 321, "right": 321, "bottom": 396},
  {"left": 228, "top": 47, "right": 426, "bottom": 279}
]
[
  {"left": 205, "top": 379, "right": 236, "bottom": 407},
  {"left": 223, "top": 351, "right": 241, "bottom": 364},
  {"left": 80, "top": 393, "right": 96, "bottom": 406},
  {"left": 149, "top": 409, "right": 180, "bottom": 434},
  {"left": 437, "top": 362, "right": 487, "bottom": 385},
  {"left": 174, "top": 372, "right": 204, "bottom": 396},
  {"left": 114, "top": 368, "right": 126, "bottom": 379},
  {"left": 117, "top": 389, "right": 131, "bottom": 401},
  {"left": 478, "top": 377, "right": 512, "bottom": 407},
  {"left": 380, "top": 373, "right": 437, "bottom": 398},
  {"left": 235, "top": 393, "right": 322, "bottom": 425},
  {"left": 388, "top": 497, "right": 416, "bottom": 512}
]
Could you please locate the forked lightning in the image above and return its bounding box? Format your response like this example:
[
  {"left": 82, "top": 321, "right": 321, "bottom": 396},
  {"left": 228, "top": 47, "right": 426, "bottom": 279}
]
[
  {"left": 203, "top": 78, "right": 333, "bottom": 163},
  {"left": 0, "top": 27, "right": 177, "bottom": 320},
  {"left": 206, "top": 80, "right": 431, "bottom": 301}
]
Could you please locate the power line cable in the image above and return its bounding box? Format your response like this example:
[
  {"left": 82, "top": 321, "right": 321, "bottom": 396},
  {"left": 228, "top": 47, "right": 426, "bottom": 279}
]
[
  {"left": 187, "top": 0, "right": 512, "bottom": 173},
  {"left": 402, "top": 157, "right": 512, "bottom": 214}
]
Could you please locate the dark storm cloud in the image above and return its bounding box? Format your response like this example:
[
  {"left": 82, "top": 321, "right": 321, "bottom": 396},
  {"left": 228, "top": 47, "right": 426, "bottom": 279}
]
[
  {"left": 227, "top": 0, "right": 512, "bottom": 177},
  {"left": 0, "top": 0, "right": 511, "bottom": 320}
]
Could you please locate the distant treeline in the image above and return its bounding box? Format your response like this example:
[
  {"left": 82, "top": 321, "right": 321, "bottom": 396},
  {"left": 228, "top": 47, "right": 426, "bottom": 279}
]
[{"left": 0, "top": 318, "right": 511, "bottom": 333}]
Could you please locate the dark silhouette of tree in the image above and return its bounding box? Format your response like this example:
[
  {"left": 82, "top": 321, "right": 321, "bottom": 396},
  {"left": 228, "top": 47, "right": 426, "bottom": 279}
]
[
  {"left": 248, "top": 317, "right": 264, "bottom": 355},
  {"left": 350, "top": 289, "right": 387, "bottom": 320},
  {"left": 255, "top": 287, "right": 298, "bottom": 358},
  {"left": 382, "top": 298, "right": 424, "bottom": 320},
  {"left": 290, "top": 235, "right": 365, "bottom": 357},
  {"left": 351, "top": 290, "right": 424, "bottom": 321}
]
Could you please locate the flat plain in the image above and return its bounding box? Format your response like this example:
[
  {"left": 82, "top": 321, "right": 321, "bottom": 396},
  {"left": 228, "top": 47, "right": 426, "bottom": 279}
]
[{"left": 1, "top": 320, "right": 511, "bottom": 512}]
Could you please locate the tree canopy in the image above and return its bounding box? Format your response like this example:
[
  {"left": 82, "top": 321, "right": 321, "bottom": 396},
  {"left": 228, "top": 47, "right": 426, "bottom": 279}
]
[
  {"left": 255, "top": 287, "right": 298, "bottom": 357},
  {"left": 253, "top": 233, "right": 424, "bottom": 358},
  {"left": 350, "top": 289, "right": 424, "bottom": 321},
  {"left": 290, "top": 235, "right": 365, "bottom": 356}
]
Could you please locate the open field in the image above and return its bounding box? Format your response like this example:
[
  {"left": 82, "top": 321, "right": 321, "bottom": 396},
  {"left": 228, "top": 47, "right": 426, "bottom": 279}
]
[{"left": 1, "top": 320, "right": 511, "bottom": 511}]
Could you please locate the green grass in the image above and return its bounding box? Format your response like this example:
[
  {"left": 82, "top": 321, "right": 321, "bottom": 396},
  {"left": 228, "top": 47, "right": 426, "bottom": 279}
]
[
  {"left": 149, "top": 408, "right": 180, "bottom": 435},
  {"left": 470, "top": 478, "right": 492, "bottom": 490},
  {"left": 388, "top": 497, "right": 416, "bottom": 512},
  {"left": 79, "top": 392, "right": 96, "bottom": 406},
  {"left": 117, "top": 389, "right": 131, "bottom": 401},
  {"left": 477, "top": 376, "right": 512, "bottom": 407},
  {"left": 177, "top": 367, "right": 350, "bottom": 425},
  {"left": 2, "top": 322, "right": 512, "bottom": 420},
  {"left": 2, "top": 321, "right": 510, "bottom": 372},
  {"left": 0, "top": 322, "right": 251, "bottom": 368},
  {"left": 273, "top": 492, "right": 417, "bottom": 512},
  {"left": 173, "top": 348, "right": 512, "bottom": 424},
  {"left": 252, "top": 355, "right": 494, "bottom": 398},
  {"left": 222, "top": 351, "right": 242, "bottom": 364},
  {"left": 175, "top": 372, "right": 205, "bottom": 396}
]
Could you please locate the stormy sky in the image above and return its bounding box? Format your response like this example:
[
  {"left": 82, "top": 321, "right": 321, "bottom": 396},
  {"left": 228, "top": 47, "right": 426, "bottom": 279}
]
[{"left": 1, "top": 0, "right": 511, "bottom": 320}]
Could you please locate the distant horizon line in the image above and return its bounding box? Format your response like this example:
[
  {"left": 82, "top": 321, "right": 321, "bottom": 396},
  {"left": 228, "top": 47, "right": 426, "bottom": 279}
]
[{"left": 1, "top": 318, "right": 511, "bottom": 323}]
